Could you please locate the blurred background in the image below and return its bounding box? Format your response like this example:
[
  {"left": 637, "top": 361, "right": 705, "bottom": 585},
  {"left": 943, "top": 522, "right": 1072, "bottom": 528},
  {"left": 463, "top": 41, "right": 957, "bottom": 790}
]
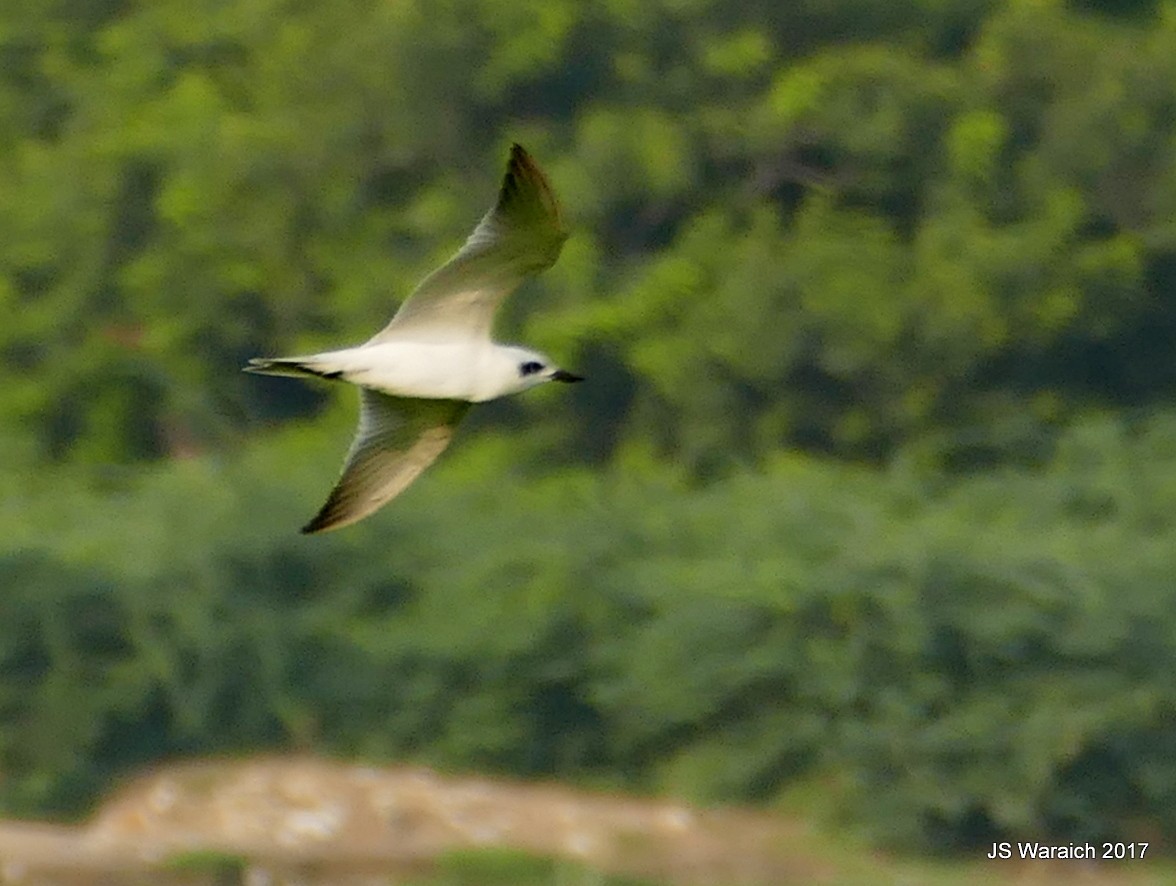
[{"left": 3, "top": 0, "right": 1176, "bottom": 881}]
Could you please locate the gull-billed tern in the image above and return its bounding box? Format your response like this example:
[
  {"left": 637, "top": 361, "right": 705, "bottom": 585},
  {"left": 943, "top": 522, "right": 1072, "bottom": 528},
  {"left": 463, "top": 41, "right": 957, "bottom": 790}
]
[{"left": 246, "top": 144, "right": 581, "bottom": 533}]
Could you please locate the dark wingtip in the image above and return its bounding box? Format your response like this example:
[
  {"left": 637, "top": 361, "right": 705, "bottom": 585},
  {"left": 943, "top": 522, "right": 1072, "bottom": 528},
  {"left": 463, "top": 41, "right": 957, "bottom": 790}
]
[
  {"left": 300, "top": 510, "right": 331, "bottom": 535},
  {"left": 498, "top": 142, "right": 562, "bottom": 232},
  {"left": 301, "top": 494, "right": 350, "bottom": 534},
  {"left": 504, "top": 143, "right": 533, "bottom": 190}
]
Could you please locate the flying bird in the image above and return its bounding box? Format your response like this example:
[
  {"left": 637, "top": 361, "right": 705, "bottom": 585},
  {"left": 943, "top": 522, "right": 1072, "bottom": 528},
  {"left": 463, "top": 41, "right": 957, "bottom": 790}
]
[{"left": 246, "top": 144, "right": 580, "bottom": 533}]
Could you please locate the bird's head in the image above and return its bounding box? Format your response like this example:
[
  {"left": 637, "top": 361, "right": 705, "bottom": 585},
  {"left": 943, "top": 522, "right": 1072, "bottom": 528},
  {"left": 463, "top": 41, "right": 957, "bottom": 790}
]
[{"left": 497, "top": 346, "right": 584, "bottom": 395}]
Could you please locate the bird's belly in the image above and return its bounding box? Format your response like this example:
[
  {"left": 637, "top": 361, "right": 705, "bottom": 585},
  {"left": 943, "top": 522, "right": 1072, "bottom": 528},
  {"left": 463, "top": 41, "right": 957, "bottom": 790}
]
[{"left": 345, "top": 342, "right": 480, "bottom": 400}]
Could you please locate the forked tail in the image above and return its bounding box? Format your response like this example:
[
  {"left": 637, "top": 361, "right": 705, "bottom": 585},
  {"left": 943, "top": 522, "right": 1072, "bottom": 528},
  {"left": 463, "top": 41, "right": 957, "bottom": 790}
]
[{"left": 243, "top": 357, "right": 345, "bottom": 380}]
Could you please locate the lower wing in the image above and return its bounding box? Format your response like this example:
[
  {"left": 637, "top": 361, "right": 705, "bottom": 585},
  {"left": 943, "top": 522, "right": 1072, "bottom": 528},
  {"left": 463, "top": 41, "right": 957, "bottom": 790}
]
[{"left": 301, "top": 390, "right": 470, "bottom": 534}]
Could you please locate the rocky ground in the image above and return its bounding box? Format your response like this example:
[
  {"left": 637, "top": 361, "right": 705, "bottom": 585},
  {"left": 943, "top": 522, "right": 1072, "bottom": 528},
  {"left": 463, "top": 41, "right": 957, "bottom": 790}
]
[{"left": 0, "top": 757, "right": 1165, "bottom": 885}]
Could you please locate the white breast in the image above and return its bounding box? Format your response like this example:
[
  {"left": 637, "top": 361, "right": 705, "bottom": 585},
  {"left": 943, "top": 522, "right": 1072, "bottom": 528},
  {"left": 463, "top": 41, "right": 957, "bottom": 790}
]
[{"left": 333, "top": 341, "right": 479, "bottom": 400}]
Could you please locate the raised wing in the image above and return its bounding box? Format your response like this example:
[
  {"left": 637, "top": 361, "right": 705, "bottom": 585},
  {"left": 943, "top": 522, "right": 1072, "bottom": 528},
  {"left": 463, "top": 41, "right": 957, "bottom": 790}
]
[
  {"left": 301, "top": 390, "right": 469, "bottom": 534},
  {"left": 369, "top": 144, "right": 567, "bottom": 343}
]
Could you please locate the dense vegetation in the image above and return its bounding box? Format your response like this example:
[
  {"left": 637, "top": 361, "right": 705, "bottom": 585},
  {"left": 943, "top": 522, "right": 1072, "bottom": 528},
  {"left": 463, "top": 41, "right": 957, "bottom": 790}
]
[{"left": 2, "top": 0, "right": 1175, "bottom": 852}]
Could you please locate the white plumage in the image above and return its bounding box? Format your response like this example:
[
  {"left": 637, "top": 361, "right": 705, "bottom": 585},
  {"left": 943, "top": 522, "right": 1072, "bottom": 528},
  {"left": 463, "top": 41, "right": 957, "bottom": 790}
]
[{"left": 246, "top": 145, "right": 581, "bottom": 533}]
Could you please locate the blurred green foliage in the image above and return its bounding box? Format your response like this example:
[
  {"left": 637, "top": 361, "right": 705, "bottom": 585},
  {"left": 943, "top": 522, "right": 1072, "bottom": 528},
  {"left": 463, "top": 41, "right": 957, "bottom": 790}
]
[
  {"left": 423, "top": 849, "right": 658, "bottom": 886},
  {"left": 2, "top": 0, "right": 1176, "bottom": 854}
]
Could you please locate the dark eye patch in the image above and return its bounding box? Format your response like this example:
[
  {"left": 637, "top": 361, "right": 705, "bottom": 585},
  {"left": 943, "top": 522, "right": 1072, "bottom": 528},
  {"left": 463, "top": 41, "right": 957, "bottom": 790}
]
[{"left": 520, "top": 361, "right": 544, "bottom": 376}]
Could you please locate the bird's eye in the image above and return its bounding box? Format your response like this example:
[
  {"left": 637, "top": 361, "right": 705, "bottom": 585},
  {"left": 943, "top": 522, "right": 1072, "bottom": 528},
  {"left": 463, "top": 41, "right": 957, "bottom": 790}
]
[{"left": 520, "top": 361, "right": 544, "bottom": 376}]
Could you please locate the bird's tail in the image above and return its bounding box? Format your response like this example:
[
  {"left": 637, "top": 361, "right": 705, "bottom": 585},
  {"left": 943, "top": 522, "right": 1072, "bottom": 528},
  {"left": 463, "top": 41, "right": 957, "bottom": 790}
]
[{"left": 243, "top": 357, "right": 345, "bottom": 380}]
